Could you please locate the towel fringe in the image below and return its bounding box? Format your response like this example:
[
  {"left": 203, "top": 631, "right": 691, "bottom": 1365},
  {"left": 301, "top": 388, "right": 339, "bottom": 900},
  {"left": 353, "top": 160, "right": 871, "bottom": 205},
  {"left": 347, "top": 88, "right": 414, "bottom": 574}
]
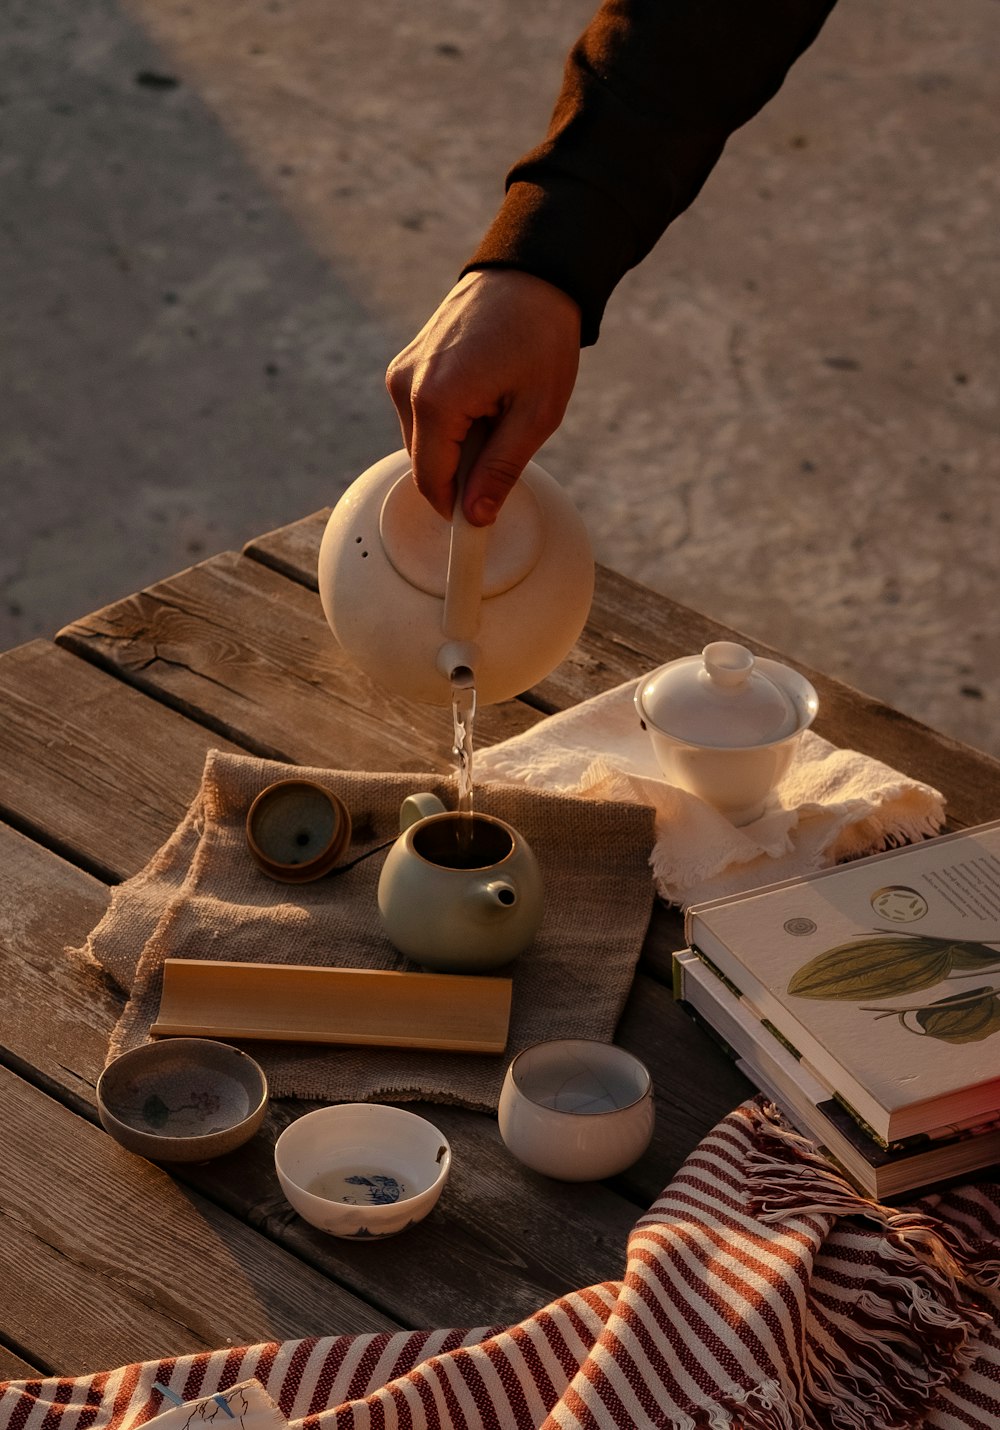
[
  {"left": 746, "top": 1101, "right": 991, "bottom": 1290},
  {"left": 734, "top": 1101, "right": 991, "bottom": 1430},
  {"left": 690, "top": 1379, "right": 804, "bottom": 1428},
  {"left": 826, "top": 799, "right": 945, "bottom": 864}
]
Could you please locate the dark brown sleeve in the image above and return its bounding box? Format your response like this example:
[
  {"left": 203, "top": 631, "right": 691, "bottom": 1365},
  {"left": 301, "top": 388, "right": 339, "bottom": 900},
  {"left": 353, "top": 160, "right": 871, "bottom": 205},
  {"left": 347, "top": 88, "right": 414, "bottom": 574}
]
[{"left": 463, "top": 0, "right": 839, "bottom": 343}]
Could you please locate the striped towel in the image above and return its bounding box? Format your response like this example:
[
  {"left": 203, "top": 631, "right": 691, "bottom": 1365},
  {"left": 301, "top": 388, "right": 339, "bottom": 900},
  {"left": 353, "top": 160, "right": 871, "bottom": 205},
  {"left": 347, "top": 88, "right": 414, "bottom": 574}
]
[{"left": 3, "top": 1102, "right": 999, "bottom": 1430}]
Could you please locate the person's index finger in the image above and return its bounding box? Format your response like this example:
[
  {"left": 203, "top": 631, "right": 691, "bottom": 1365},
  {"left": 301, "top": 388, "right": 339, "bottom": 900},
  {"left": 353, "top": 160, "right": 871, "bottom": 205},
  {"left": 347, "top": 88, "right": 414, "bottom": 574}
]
[
  {"left": 461, "top": 411, "right": 547, "bottom": 525},
  {"left": 409, "top": 418, "right": 465, "bottom": 520},
  {"left": 385, "top": 364, "right": 415, "bottom": 453}
]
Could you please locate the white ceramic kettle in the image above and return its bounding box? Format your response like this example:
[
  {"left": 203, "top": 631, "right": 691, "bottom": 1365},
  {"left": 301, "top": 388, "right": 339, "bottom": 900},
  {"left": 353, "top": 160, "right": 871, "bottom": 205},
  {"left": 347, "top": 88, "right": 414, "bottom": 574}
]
[{"left": 317, "top": 439, "right": 594, "bottom": 706}]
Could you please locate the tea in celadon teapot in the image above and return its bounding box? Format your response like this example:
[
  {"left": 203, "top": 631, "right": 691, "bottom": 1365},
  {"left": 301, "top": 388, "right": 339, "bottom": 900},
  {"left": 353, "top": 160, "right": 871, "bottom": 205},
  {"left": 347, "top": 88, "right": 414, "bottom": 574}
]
[{"left": 317, "top": 439, "right": 594, "bottom": 706}]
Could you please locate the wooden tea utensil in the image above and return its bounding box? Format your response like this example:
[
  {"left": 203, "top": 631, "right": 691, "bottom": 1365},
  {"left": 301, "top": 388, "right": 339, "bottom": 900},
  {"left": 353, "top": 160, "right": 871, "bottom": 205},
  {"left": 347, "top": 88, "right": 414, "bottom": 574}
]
[{"left": 151, "top": 958, "right": 512, "bottom": 1054}]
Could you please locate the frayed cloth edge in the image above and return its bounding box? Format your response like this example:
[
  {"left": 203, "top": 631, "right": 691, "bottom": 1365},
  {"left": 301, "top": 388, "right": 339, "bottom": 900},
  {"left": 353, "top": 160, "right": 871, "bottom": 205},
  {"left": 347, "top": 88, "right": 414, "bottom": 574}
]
[{"left": 734, "top": 1099, "right": 991, "bottom": 1428}]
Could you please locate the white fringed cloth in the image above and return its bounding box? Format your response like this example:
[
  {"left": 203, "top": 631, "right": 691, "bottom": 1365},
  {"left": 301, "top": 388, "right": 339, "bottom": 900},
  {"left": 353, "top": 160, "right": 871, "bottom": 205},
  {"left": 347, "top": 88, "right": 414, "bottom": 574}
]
[{"left": 4, "top": 1103, "right": 1000, "bottom": 1430}]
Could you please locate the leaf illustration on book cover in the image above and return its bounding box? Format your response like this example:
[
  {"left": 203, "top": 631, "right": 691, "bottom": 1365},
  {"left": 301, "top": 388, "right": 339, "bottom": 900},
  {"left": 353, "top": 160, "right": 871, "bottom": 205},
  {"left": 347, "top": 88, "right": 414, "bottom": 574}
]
[
  {"left": 787, "top": 933, "right": 1000, "bottom": 1002},
  {"left": 862, "top": 985, "right": 1000, "bottom": 1044}
]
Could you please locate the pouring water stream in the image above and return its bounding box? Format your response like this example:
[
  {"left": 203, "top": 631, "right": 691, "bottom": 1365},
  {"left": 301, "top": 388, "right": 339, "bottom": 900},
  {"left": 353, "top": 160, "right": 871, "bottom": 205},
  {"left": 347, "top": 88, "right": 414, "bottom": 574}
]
[{"left": 450, "top": 665, "right": 477, "bottom": 854}]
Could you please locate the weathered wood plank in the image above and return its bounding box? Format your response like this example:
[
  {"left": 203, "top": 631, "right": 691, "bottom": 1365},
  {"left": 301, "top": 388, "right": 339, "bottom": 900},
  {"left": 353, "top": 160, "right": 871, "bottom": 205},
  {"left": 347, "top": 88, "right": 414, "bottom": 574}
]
[
  {"left": 0, "top": 1344, "right": 40, "bottom": 1378},
  {"left": 244, "top": 508, "right": 331, "bottom": 587},
  {"left": 0, "top": 821, "right": 660, "bottom": 1331},
  {"left": 0, "top": 1065, "right": 399, "bottom": 1377},
  {"left": 0, "top": 643, "right": 244, "bottom": 882},
  {"left": 0, "top": 1344, "right": 41, "bottom": 1380},
  {"left": 244, "top": 514, "right": 1000, "bottom": 829},
  {"left": 0, "top": 823, "right": 116, "bottom": 1110},
  {"left": 56, "top": 552, "right": 541, "bottom": 770},
  {"left": 615, "top": 970, "right": 752, "bottom": 1202}
]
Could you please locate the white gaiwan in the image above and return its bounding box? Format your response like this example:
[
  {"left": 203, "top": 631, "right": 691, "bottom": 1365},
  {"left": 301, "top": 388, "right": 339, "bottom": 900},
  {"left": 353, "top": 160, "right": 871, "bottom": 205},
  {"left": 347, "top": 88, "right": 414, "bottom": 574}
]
[
  {"left": 317, "top": 445, "right": 594, "bottom": 706},
  {"left": 635, "top": 641, "right": 819, "bottom": 825}
]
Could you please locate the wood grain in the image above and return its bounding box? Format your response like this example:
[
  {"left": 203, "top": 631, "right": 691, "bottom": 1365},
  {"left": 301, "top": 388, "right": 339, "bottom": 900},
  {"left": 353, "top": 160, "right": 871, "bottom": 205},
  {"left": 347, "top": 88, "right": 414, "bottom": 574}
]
[
  {"left": 0, "top": 1064, "right": 399, "bottom": 1377},
  {"left": 57, "top": 550, "right": 542, "bottom": 768},
  {"left": 244, "top": 513, "right": 1000, "bottom": 828},
  {"left": 245, "top": 508, "right": 330, "bottom": 588},
  {"left": 614, "top": 970, "right": 753, "bottom": 1202},
  {"left": 0, "top": 822, "right": 116, "bottom": 1110},
  {"left": 0, "top": 1344, "right": 41, "bottom": 1380},
  {"left": 0, "top": 642, "right": 243, "bottom": 882}
]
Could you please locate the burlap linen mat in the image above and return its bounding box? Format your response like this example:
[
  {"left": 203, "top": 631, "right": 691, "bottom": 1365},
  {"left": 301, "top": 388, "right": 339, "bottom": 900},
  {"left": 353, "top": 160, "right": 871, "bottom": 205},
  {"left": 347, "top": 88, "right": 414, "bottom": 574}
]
[{"left": 82, "top": 749, "right": 655, "bottom": 1109}]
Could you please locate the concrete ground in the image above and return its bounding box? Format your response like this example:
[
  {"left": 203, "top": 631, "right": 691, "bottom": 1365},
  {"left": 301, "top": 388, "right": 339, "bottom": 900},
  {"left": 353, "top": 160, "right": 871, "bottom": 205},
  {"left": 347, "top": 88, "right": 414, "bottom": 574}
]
[{"left": 3, "top": 0, "right": 998, "bottom": 759}]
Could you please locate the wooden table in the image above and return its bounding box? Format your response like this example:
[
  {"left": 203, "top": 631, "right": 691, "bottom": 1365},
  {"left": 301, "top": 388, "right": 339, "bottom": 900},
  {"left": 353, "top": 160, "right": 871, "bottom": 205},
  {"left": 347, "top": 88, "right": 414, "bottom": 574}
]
[{"left": 2, "top": 511, "right": 998, "bottom": 1381}]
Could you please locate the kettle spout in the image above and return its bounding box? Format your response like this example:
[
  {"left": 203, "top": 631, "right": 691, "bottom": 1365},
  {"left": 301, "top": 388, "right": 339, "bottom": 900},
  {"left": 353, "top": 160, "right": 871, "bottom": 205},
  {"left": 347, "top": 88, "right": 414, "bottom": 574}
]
[
  {"left": 450, "top": 662, "right": 475, "bottom": 690},
  {"left": 437, "top": 641, "right": 480, "bottom": 686}
]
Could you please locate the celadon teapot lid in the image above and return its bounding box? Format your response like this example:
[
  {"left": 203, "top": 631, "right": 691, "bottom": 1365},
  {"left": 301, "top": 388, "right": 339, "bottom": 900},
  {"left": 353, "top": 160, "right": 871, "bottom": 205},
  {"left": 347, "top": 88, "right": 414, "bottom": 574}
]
[{"left": 637, "top": 642, "right": 801, "bottom": 747}]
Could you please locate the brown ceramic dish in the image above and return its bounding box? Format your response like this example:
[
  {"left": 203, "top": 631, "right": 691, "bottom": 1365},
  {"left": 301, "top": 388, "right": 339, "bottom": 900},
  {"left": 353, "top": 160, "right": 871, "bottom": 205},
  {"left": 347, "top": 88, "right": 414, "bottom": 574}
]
[{"left": 96, "top": 1037, "right": 269, "bottom": 1162}]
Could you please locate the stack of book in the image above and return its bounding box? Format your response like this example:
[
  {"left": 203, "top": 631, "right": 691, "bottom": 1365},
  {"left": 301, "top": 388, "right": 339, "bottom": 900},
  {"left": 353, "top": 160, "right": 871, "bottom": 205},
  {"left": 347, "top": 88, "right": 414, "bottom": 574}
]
[{"left": 673, "top": 818, "right": 1000, "bottom": 1199}]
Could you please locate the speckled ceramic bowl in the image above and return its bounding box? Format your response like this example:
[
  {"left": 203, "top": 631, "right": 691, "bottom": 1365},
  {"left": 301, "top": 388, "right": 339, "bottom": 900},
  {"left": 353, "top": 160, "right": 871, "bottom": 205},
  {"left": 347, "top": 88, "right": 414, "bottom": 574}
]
[
  {"left": 274, "top": 1103, "right": 451, "bottom": 1239},
  {"left": 97, "top": 1038, "right": 269, "bottom": 1162},
  {"left": 498, "top": 1038, "right": 654, "bottom": 1181}
]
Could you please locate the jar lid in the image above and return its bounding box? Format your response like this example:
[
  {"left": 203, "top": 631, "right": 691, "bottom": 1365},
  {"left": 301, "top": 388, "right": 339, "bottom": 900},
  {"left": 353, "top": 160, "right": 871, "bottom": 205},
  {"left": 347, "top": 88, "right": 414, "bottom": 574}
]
[
  {"left": 637, "top": 642, "right": 800, "bottom": 747},
  {"left": 246, "top": 780, "right": 352, "bottom": 882}
]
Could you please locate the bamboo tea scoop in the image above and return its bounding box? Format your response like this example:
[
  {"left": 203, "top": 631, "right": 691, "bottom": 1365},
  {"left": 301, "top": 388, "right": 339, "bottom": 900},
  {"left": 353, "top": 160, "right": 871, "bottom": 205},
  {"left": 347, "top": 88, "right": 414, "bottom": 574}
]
[{"left": 151, "top": 958, "right": 512, "bottom": 1054}]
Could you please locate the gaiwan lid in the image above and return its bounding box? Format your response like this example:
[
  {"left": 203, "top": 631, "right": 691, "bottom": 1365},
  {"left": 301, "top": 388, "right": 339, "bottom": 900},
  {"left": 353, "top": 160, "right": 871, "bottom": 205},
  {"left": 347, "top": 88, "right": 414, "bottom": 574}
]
[{"left": 637, "top": 642, "right": 801, "bottom": 748}]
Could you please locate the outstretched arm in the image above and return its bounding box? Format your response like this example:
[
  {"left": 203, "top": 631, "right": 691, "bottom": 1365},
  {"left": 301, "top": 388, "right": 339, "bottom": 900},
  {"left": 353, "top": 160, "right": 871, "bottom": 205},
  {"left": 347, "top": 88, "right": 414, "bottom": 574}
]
[{"left": 389, "top": 0, "right": 839, "bottom": 523}]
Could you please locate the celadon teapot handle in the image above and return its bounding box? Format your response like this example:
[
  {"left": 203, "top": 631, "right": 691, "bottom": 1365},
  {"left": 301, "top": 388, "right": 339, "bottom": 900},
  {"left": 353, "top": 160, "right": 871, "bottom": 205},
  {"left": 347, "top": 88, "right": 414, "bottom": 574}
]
[{"left": 399, "top": 792, "right": 447, "bottom": 832}]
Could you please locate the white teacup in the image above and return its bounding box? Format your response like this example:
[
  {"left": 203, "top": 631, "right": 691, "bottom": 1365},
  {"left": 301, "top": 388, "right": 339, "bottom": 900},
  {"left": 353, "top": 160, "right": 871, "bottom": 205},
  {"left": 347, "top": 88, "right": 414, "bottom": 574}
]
[
  {"left": 498, "top": 1039, "right": 654, "bottom": 1181},
  {"left": 274, "top": 1103, "right": 451, "bottom": 1240}
]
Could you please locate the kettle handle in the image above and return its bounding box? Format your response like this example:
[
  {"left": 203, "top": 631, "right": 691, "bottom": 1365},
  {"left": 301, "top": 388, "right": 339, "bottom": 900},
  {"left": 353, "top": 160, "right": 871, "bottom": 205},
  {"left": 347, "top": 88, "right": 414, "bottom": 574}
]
[{"left": 442, "top": 423, "right": 490, "bottom": 643}]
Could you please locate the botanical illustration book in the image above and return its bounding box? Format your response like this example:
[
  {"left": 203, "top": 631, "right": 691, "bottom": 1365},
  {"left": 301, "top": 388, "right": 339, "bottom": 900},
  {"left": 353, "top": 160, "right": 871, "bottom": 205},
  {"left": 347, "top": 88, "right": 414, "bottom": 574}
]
[
  {"left": 674, "top": 949, "right": 1000, "bottom": 1199},
  {"left": 683, "top": 820, "right": 1000, "bottom": 1141}
]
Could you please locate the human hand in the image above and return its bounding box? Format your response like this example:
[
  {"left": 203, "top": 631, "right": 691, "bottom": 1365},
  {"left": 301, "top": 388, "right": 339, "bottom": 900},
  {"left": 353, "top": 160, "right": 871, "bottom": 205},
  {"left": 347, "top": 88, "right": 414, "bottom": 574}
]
[{"left": 386, "top": 268, "right": 581, "bottom": 525}]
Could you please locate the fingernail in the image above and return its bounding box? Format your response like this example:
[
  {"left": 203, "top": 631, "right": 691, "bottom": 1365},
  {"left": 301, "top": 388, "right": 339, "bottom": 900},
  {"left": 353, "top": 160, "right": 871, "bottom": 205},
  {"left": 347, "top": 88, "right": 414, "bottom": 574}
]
[{"left": 470, "top": 497, "right": 498, "bottom": 525}]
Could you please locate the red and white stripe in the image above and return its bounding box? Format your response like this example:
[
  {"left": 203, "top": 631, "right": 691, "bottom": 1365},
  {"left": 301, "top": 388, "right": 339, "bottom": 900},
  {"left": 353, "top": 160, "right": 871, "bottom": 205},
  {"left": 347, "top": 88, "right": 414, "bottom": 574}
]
[{"left": 3, "top": 1103, "right": 998, "bottom": 1430}]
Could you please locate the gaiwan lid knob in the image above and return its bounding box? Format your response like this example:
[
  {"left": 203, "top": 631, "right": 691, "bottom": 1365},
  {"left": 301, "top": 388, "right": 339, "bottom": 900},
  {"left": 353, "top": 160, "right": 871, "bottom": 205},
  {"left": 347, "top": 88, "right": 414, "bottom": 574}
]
[{"left": 638, "top": 641, "right": 800, "bottom": 747}]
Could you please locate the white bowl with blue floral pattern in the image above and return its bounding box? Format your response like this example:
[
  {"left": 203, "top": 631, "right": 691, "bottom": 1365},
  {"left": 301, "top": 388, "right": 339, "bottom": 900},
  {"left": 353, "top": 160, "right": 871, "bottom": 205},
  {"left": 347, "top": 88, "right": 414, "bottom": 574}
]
[{"left": 274, "top": 1103, "right": 451, "bottom": 1239}]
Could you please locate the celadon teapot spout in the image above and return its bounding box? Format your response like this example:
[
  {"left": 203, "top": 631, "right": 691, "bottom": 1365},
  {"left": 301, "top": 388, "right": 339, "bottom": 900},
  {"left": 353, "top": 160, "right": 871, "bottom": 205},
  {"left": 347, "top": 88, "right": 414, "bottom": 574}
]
[
  {"left": 472, "top": 879, "right": 520, "bottom": 917},
  {"left": 317, "top": 434, "right": 594, "bottom": 706}
]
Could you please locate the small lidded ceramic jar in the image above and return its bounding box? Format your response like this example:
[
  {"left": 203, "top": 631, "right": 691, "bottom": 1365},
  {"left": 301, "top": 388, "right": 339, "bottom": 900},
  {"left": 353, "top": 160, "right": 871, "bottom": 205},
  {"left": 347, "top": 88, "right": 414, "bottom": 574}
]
[{"left": 635, "top": 641, "right": 819, "bottom": 825}]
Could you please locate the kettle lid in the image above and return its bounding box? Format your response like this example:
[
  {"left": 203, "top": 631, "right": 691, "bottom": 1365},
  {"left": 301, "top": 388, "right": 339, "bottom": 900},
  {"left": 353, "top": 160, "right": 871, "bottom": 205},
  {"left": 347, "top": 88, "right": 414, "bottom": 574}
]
[
  {"left": 379, "top": 473, "right": 544, "bottom": 598},
  {"left": 637, "top": 642, "right": 800, "bottom": 747}
]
